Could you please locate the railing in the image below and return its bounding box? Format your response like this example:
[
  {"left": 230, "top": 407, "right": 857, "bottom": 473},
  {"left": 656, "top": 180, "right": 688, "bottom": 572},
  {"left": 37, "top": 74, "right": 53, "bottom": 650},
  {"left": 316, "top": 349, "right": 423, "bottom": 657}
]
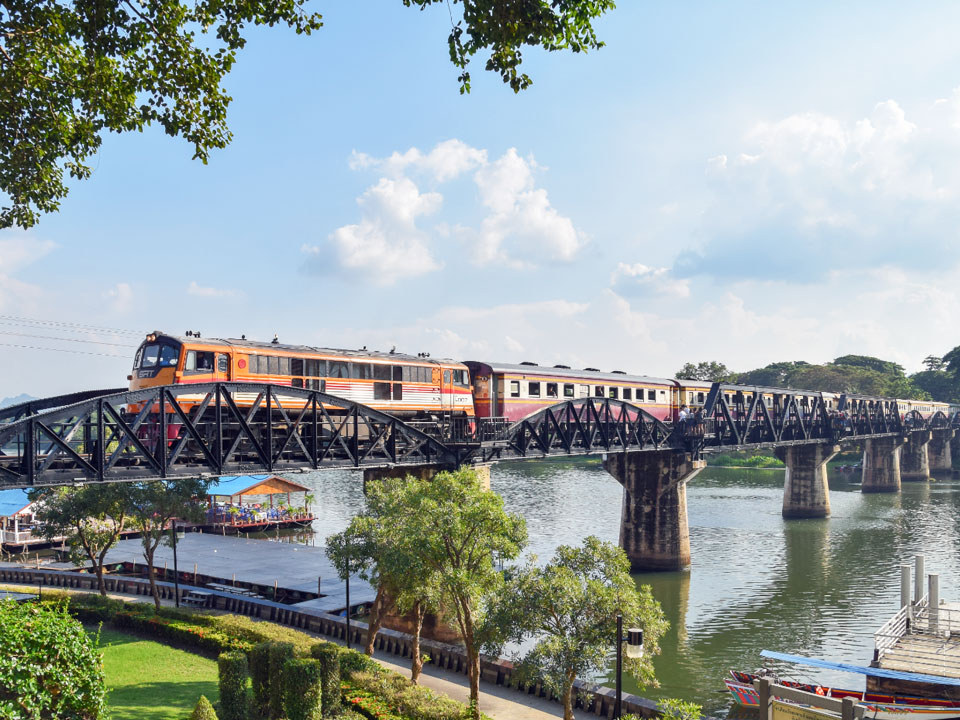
[
  {"left": 0, "top": 530, "right": 36, "bottom": 545},
  {"left": 874, "top": 602, "right": 911, "bottom": 659}
]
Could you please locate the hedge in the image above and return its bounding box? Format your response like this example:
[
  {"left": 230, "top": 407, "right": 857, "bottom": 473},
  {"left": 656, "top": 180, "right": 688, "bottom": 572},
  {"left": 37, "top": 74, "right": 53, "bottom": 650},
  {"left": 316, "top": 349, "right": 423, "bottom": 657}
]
[
  {"left": 217, "top": 651, "right": 249, "bottom": 720},
  {"left": 309, "top": 643, "right": 342, "bottom": 718},
  {"left": 268, "top": 642, "right": 295, "bottom": 718},
  {"left": 41, "top": 592, "right": 491, "bottom": 720},
  {"left": 249, "top": 641, "right": 272, "bottom": 715},
  {"left": 283, "top": 658, "right": 323, "bottom": 720}
]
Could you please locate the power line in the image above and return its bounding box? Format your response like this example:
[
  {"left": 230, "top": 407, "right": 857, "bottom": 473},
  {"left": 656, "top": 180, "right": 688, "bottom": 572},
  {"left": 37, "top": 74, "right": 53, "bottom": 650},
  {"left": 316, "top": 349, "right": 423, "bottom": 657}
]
[
  {"left": 0, "top": 330, "right": 138, "bottom": 348},
  {"left": 0, "top": 343, "right": 131, "bottom": 358},
  {"left": 0, "top": 314, "right": 144, "bottom": 336}
]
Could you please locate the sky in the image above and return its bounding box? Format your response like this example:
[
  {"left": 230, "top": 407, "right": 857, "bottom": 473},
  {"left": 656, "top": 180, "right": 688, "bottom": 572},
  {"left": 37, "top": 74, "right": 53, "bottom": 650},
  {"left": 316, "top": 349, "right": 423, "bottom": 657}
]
[{"left": 4, "top": 1, "right": 960, "bottom": 399}]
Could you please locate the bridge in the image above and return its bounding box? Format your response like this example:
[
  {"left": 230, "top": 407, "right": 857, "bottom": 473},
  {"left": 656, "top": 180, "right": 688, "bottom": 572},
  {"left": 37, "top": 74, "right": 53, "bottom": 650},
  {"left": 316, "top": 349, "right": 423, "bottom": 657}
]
[{"left": 2, "top": 382, "right": 958, "bottom": 571}]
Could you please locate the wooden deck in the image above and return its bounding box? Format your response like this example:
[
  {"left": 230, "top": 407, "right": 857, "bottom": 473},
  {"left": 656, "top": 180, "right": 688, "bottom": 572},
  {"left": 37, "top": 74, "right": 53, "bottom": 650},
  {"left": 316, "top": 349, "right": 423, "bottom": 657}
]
[{"left": 873, "top": 601, "right": 960, "bottom": 698}]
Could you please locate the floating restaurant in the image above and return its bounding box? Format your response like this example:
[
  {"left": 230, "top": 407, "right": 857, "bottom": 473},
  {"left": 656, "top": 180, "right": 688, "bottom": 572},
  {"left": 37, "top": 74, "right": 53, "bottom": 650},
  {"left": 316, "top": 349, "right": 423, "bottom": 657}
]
[{"left": 202, "top": 474, "right": 314, "bottom": 533}]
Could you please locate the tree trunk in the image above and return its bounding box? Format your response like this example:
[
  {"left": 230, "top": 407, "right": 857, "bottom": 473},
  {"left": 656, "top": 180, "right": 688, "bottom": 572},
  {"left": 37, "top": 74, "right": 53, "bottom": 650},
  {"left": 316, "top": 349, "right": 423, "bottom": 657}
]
[
  {"left": 411, "top": 600, "right": 424, "bottom": 684},
  {"left": 93, "top": 562, "right": 107, "bottom": 596},
  {"left": 563, "top": 671, "right": 576, "bottom": 720},
  {"left": 143, "top": 539, "right": 161, "bottom": 610},
  {"left": 365, "top": 586, "right": 386, "bottom": 656},
  {"left": 462, "top": 602, "right": 481, "bottom": 720}
]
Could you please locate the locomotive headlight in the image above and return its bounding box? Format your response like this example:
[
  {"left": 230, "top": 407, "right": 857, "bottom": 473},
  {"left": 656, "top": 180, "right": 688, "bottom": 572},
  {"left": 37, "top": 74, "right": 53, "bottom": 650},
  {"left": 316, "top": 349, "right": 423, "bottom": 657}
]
[{"left": 146, "top": 333, "right": 156, "bottom": 342}]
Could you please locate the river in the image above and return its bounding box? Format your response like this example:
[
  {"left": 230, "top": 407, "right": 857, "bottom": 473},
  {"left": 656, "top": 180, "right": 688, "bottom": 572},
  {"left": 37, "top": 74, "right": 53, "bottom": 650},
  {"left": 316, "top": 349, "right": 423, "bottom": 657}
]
[{"left": 293, "top": 458, "right": 960, "bottom": 715}]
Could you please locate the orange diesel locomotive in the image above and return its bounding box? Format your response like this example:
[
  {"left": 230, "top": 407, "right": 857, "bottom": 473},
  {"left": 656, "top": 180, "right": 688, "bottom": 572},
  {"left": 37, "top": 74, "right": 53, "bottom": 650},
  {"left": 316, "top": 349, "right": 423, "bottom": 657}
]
[{"left": 128, "top": 332, "right": 474, "bottom": 418}]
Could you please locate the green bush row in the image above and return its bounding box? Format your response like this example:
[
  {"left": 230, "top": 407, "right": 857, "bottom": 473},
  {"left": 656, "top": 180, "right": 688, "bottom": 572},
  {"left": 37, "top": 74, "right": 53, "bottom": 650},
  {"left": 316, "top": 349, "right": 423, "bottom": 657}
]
[{"left": 48, "top": 592, "right": 485, "bottom": 720}]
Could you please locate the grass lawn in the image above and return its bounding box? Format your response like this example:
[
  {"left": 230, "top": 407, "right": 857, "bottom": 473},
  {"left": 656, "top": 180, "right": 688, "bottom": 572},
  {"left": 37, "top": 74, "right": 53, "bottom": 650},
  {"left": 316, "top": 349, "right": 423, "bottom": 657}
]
[{"left": 91, "top": 626, "right": 220, "bottom": 720}]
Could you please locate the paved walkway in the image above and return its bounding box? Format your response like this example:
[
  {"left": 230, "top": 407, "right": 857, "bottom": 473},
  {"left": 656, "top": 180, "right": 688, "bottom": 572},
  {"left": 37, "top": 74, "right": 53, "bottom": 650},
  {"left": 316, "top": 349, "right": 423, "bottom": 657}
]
[{"left": 0, "top": 581, "right": 587, "bottom": 720}]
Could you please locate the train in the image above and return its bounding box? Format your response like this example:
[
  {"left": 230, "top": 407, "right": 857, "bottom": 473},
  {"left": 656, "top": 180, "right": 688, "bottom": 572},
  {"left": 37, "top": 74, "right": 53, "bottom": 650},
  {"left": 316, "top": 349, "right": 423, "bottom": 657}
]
[{"left": 128, "top": 331, "right": 960, "bottom": 425}]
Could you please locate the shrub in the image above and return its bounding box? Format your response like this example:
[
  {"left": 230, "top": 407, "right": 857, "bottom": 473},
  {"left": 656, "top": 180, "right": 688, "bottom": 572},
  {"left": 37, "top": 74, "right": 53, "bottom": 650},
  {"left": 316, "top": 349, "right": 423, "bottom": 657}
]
[
  {"left": 249, "top": 641, "right": 272, "bottom": 715},
  {"left": 209, "top": 614, "right": 315, "bottom": 652},
  {"left": 217, "top": 651, "right": 249, "bottom": 720},
  {"left": 191, "top": 695, "right": 220, "bottom": 720},
  {"left": 658, "top": 698, "right": 703, "bottom": 720},
  {"left": 283, "top": 657, "right": 323, "bottom": 720},
  {"left": 268, "top": 642, "right": 296, "bottom": 718},
  {"left": 348, "top": 671, "right": 479, "bottom": 720},
  {"left": 0, "top": 600, "right": 107, "bottom": 720},
  {"left": 310, "top": 643, "right": 342, "bottom": 718},
  {"left": 337, "top": 646, "right": 383, "bottom": 677}
]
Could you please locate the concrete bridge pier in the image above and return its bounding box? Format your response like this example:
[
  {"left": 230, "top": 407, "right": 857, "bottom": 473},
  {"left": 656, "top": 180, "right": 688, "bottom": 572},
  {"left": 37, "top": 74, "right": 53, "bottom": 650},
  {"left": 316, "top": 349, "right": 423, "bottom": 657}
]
[
  {"left": 901, "top": 431, "right": 931, "bottom": 481},
  {"left": 775, "top": 443, "right": 839, "bottom": 518},
  {"left": 929, "top": 429, "right": 955, "bottom": 474},
  {"left": 862, "top": 437, "right": 906, "bottom": 493},
  {"left": 603, "top": 450, "right": 705, "bottom": 572}
]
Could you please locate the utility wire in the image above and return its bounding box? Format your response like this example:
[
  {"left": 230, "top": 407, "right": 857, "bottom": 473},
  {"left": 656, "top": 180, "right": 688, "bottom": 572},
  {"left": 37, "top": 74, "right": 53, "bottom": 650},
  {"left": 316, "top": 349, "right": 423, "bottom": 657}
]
[
  {"left": 0, "top": 343, "right": 130, "bottom": 358},
  {"left": 0, "top": 314, "right": 143, "bottom": 336},
  {"left": 0, "top": 330, "right": 138, "bottom": 348}
]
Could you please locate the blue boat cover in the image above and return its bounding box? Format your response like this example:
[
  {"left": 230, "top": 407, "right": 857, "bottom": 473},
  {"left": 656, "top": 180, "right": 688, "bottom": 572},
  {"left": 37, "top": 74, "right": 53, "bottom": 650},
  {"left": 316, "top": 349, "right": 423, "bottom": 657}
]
[
  {"left": 761, "top": 650, "right": 960, "bottom": 686},
  {"left": 0, "top": 488, "right": 31, "bottom": 517}
]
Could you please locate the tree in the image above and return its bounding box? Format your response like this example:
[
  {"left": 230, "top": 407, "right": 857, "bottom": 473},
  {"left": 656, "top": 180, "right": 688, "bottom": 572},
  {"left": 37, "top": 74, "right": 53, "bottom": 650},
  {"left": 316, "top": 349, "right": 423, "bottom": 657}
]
[
  {"left": 831, "top": 354, "right": 905, "bottom": 376},
  {"left": 1, "top": 0, "right": 615, "bottom": 229},
  {"left": 675, "top": 361, "right": 732, "bottom": 382},
  {"left": 911, "top": 369, "right": 958, "bottom": 403},
  {"left": 381, "top": 467, "right": 527, "bottom": 718},
  {"left": 123, "top": 477, "right": 210, "bottom": 609},
  {"left": 923, "top": 355, "right": 946, "bottom": 372},
  {"left": 28, "top": 484, "right": 128, "bottom": 596},
  {"left": 483, "top": 536, "right": 667, "bottom": 720},
  {"left": 0, "top": 600, "right": 108, "bottom": 719},
  {"left": 943, "top": 345, "right": 960, "bottom": 377},
  {"left": 735, "top": 361, "right": 809, "bottom": 387}
]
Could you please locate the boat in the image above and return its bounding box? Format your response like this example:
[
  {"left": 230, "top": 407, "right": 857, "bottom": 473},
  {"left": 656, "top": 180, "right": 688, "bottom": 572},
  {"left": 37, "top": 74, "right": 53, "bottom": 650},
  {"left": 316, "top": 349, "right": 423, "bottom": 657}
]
[{"left": 726, "top": 651, "right": 960, "bottom": 720}]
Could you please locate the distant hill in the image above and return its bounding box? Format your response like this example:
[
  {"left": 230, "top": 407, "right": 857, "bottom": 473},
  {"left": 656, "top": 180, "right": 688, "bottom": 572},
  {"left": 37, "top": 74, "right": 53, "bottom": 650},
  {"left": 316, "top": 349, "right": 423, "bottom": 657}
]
[{"left": 0, "top": 393, "right": 37, "bottom": 409}]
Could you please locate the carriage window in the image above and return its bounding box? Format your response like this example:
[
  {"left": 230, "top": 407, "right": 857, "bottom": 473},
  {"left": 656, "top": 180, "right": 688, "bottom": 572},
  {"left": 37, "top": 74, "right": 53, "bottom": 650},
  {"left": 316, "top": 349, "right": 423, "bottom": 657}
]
[
  {"left": 403, "top": 366, "right": 414, "bottom": 382},
  {"left": 267, "top": 356, "right": 279, "bottom": 375},
  {"left": 394, "top": 366, "right": 403, "bottom": 381},
  {"left": 374, "top": 382, "right": 391, "bottom": 400},
  {"left": 580, "top": 385, "right": 589, "bottom": 398},
  {"left": 595, "top": 386, "right": 604, "bottom": 397},
  {"left": 350, "top": 363, "right": 372, "bottom": 379},
  {"left": 307, "top": 379, "right": 325, "bottom": 391},
  {"left": 564, "top": 384, "right": 575, "bottom": 398},
  {"left": 422, "top": 367, "right": 432, "bottom": 383},
  {"left": 141, "top": 344, "right": 160, "bottom": 368},
  {"left": 217, "top": 354, "right": 228, "bottom": 373},
  {"left": 546, "top": 383, "right": 558, "bottom": 398},
  {"left": 647, "top": 390, "right": 656, "bottom": 402},
  {"left": 292, "top": 378, "right": 303, "bottom": 388},
  {"left": 306, "top": 359, "right": 325, "bottom": 377},
  {"left": 292, "top": 358, "right": 304, "bottom": 376},
  {"left": 185, "top": 351, "right": 197, "bottom": 371},
  {"left": 373, "top": 364, "right": 392, "bottom": 380},
  {"left": 698, "top": 392, "right": 705, "bottom": 404},
  {"left": 528, "top": 382, "right": 541, "bottom": 397},
  {"left": 510, "top": 381, "right": 520, "bottom": 397},
  {"left": 393, "top": 383, "right": 402, "bottom": 400},
  {"left": 609, "top": 387, "right": 618, "bottom": 399},
  {"left": 329, "top": 361, "right": 349, "bottom": 378},
  {"left": 623, "top": 388, "right": 632, "bottom": 401}
]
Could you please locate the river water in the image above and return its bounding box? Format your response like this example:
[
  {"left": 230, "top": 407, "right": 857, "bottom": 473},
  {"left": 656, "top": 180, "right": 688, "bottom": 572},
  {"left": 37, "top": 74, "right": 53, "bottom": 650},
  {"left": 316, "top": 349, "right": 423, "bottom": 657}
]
[{"left": 293, "top": 458, "right": 960, "bottom": 715}]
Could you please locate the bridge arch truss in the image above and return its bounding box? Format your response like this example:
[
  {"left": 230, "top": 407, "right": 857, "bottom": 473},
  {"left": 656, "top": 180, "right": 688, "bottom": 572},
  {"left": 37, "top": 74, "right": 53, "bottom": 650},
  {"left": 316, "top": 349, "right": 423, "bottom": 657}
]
[{"left": 0, "top": 383, "right": 453, "bottom": 489}]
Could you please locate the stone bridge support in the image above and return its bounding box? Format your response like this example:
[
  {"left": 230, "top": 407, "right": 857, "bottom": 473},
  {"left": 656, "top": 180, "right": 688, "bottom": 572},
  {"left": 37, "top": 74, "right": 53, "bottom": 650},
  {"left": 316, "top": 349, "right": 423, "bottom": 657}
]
[
  {"left": 901, "top": 431, "right": 931, "bottom": 481},
  {"left": 603, "top": 450, "right": 705, "bottom": 572},
  {"left": 929, "top": 429, "right": 955, "bottom": 474},
  {"left": 775, "top": 443, "right": 839, "bottom": 518},
  {"left": 862, "top": 437, "right": 907, "bottom": 493}
]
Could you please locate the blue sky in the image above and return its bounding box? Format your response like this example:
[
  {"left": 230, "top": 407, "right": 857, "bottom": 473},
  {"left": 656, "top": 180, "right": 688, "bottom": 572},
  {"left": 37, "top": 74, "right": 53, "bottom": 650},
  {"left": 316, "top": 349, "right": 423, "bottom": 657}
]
[{"left": 4, "top": 1, "right": 960, "bottom": 398}]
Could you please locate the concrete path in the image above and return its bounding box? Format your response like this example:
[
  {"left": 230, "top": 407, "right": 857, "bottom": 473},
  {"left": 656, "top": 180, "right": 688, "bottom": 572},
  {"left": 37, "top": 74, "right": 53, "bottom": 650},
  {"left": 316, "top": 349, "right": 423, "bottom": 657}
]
[{"left": 0, "top": 581, "right": 587, "bottom": 720}]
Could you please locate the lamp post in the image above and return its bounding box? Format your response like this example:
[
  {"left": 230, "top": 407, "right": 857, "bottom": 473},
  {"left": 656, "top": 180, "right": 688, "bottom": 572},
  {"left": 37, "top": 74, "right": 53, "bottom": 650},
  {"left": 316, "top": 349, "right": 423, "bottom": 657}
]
[{"left": 614, "top": 613, "right": 644, "bottom": 719}]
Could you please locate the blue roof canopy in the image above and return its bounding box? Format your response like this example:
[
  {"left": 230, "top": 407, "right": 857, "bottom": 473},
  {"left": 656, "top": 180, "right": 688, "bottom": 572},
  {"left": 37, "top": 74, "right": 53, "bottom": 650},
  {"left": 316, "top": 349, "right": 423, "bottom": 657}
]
[
  {"left": 0, "top": 489, "right": 32, "bottom": 517},
  {"left": 761, "top": 650, "right": 960, "bottom": 686}
]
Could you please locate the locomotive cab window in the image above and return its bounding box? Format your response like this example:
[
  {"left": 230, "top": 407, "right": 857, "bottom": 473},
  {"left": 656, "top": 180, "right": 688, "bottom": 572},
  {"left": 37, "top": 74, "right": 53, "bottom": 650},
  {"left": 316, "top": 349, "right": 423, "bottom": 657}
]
[{"left": 185, "top": 350, "right": 214, "bottom": 372}]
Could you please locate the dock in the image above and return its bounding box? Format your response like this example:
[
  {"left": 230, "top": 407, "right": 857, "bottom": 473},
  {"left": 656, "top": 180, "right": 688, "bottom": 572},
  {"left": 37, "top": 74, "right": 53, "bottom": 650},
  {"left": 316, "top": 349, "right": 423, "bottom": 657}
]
[
  {"left": 873, "top": 557, "right": 960, "bottom": 699},
  {"left": 51, "top": 533, "right": 375, "bottom": 614}
]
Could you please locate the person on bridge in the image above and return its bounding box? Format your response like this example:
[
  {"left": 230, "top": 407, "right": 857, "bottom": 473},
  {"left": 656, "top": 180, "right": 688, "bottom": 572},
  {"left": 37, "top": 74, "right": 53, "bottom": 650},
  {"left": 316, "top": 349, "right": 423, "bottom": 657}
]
[{"left": 678, "top": 404, "right": 690, "bottom": 433}]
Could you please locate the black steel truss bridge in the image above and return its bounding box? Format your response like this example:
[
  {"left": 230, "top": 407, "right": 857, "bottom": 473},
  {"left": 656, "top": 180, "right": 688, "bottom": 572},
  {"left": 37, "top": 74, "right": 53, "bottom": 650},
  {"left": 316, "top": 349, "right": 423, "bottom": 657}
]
[{"left": 1, "top": 382, "right": 957, "bottom": 489}]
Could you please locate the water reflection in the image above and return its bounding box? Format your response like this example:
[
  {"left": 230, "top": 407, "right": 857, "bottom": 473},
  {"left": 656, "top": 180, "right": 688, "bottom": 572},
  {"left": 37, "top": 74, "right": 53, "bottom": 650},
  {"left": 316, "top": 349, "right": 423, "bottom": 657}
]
[{"left": 291, "top": 460, "right": 960, "bottom": 716}]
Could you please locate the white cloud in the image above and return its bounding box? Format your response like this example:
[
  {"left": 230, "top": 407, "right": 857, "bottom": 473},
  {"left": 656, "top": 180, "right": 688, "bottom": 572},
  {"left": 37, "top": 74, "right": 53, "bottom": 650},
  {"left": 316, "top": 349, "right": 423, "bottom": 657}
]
[
  {"left": 303, "top": 176, "right": 443, "bottom": 285},
  {"left": 610, "top": 263, "right": 691, "bottom": 299},
  {"left": 680, "top": 89, "right": 960, "bottom": 280},
  {"left": 471, "top": 149, "right": 584, "bottom": 267},
  {"left": 102, "top": 283, "right": 133, "bottom": 313},
  {"left": 187, "top": 281, "right": 238, "bottom": 298},
  {"left": 316, "top": 141, "right": 584, "bottom": 281},
  {"left": 0, "top": 230, "right": 56, "bottom": 313}
]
